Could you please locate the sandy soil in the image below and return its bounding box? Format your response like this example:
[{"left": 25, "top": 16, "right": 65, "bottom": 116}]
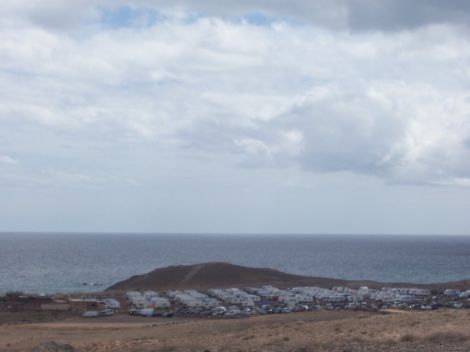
[{"left": 0, "top": 310, "right": 469, "bottom": 352}]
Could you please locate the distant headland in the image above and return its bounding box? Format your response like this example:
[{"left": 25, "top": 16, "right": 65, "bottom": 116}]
[{"left": 107, "top": 262, "right": 470, "bottom": 292}]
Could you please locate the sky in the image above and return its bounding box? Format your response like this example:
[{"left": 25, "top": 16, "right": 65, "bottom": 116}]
[{"left": 1, "top": 0, "right": 470, "bottom": 235}]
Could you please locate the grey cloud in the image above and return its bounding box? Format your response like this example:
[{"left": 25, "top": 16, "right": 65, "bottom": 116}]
[
  {"left": 132, "top": 0, "right": 470, "bottom": 31},
  {"left": 283, "top": 96, "right": 403, "bottom": 174},
  {"left": 2, "top": 1, "right": 470, "bottom": 234},
  {"left": 3, "top": 1, "right": 470, "bottom": 32},
  {"left": 0, "top": 155, "right": 19, "bottom": 165},
  {"left": 1, "top": 7, "right": 470, "bottom": 188},
  {"left": 346, "top": 0, "right": 470, "bottom": 31},
  {"left": 227, "top": 82, "right": 470, "bottom": 186},
  {"left": 0, "top": 1, "right": 102, "bottom": 29},
  {"left": 130, "top": 0, "right": 470, "bottom": 31}
]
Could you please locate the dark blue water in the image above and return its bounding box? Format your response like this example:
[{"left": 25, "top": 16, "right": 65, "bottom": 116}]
[{"left": 0, "top": 233, "right": 469, "bottom": 294}]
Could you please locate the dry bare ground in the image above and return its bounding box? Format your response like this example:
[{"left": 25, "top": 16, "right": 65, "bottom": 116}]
[{"left": 0, "top": 310, "right": 469, "bottom": 352}]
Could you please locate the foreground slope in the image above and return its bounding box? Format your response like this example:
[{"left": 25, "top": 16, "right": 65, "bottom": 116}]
[{"left": 1, "top": 310, "right": 469, "bottom": 351}]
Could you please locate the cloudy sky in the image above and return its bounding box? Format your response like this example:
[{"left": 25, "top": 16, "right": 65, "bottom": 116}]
[{"left": 1, "top": 1, "right": 470, "bottom": 234}]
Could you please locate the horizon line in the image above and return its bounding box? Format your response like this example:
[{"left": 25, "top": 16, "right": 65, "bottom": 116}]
[{"left": 1, "top": 231, "right": 470, "bottom": 237}]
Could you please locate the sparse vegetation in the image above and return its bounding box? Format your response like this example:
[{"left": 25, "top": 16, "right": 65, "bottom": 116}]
[
  {"left": 157, "top": 346, "right": 177, "bottom": 352},
  {"left": 1, "top": 309, "right": 469, "bottom": 351},
  {"left": 400, "top": 333, "right": 416, "bottom": 342},
  {"left": 425, "top": 331, "right": 468, "bottom": 343}
]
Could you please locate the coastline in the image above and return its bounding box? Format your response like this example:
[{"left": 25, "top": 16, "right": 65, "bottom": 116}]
[
  {"left": 1, "top": 262, "right": 469, "bottom": 351},
  {"left": 3, "top": 233, "right": 470, "bottom": 295}
]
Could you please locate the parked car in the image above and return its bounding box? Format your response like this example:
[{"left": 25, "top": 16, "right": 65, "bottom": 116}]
[
  {"left": 98, "top": 308, "right": 114, "bottom": 316},
  {"left": 82, "top": 311, "right": 99, "bottom": 318}
]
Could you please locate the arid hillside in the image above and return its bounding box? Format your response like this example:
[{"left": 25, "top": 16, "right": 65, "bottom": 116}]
[
  {"left": 0, "top": 309, "right": 469, "bottom": 352},
  {"left": 108, "top": 262, "right": 362, "bottom": 291},
  {"left": 107, "top": 262, "right": 470, "bottom": 291}
]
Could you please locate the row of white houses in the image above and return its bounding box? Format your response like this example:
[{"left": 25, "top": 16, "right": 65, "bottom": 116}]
[
  {"left": 125, "top": 290, "right": 170, "bottom": 308},
  {"left": 125, "top": 285, "right": 469, "bottom": 311},
  {"left": 208, "top": 288, "right": 260, "bottom": 307},
  {"left": 167, "top": 289, "right": 220, "bottom": 308}
]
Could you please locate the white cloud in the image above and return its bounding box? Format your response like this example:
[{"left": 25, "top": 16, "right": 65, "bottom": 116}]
[
  {"left": 0, "top": 5, "right": 470, "bottom": 188},
  {"left": 0, "top": 155, "right": 18, "bottom": 165},
  {"left": 431, "top": 177, "right": 470, "bottom": 187},
  {"left": 47, "top": 170, "right": 96, "bottom": 184},
  {"left": 234, "top": 137, "right": 277, "bottom": 158}
]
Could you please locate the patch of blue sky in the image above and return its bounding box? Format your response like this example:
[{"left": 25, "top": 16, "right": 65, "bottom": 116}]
[
  {"left": 99, "top": 5, "right": 164, "bottom": 29},
  {"left": 180, "top": 12, "right": 205, "bottom": 24},
  {"left": 238, "top": 12, "right": 306, "bottom": 27},
  {"left": 99, "top": 6, "right": 304, "bottom": 29}
]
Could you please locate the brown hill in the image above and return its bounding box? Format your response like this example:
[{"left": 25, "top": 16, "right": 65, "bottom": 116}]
[
  {"left": 107, "top": 262, "right": 351, "bottom": 291},
  {"left": 107, "top": 262, "right": 470, "bottom": 292}
]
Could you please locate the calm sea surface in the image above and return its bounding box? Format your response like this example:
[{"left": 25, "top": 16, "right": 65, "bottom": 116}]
[{"left": 0, "top": 233, "right": 469, "bottom": 294}]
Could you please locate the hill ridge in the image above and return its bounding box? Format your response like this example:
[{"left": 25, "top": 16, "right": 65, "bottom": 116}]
[{"left": 107, "top": 262, "right": 470, "bottom": 292}]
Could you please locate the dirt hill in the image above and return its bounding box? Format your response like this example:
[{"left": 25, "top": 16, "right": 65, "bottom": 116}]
[
  {"left": 107, "top": 262, "right": 470, "bottom": 292},
  {"left": 107, "top": 262, "right": 384, "bottom": 291}
]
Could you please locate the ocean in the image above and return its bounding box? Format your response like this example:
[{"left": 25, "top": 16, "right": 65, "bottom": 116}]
[{"left": 1, "top": 233, "right": 469, "bottom": 294}]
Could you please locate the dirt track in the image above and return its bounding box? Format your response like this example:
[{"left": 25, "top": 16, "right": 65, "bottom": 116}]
[{"left": 1, "top": 309, "right": 469, "bottom": 351}]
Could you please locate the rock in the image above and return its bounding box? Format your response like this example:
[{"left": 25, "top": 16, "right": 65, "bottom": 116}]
[{"left": 31, "top": 341, "right": 78, "bottom": 352}]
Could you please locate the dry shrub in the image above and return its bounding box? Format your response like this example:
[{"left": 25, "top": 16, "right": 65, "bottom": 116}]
[
  {"left": 383, "top": 339, "right": 397, "bottom": 345},
  {"left": 425, "top": 331, "right": 468, "bottom": 343},
  {"left": 400, "top": 333, "right": 416, "bottom": 342},
  {"left": 351, "top": 336, "right": 365, "bottom": 343},
  {"left": 242, "top": 335, "right": 255, "bottom": 340},
  {"left": 293, "top": 347, "right": 312, "bottom": 352},
  {"left": 156, "top": 346, "right": 177, "bottom": 352},
  {"left": 290, "top": 341, "right": 318, "bottom": 352}
]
